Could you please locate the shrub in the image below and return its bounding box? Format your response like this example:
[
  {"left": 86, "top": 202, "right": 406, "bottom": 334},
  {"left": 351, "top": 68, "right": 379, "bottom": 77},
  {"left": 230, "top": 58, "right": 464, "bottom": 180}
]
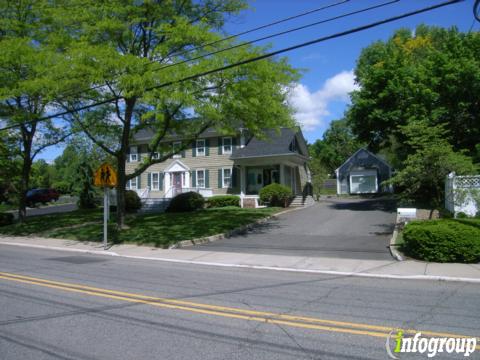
[
  {"left": 166, "top": 191, "right": 204, "bottom": 212},
  {"left": 125, "top": 190, "right": 142, "bottom": 212},
  {"left": 402, "top": 219, "right": 480, "bottom": 263},
  {"left": 259, "top": 183, "right": 292, "bottom": 207},
  {"left": 0, "top": 212, "right": 14, "bottom": 226},
  {"left": 456, "top": 212, "right": 468, "bottom": 219},
  {"left": 207, "top": 195, "right": 240, "bottom": 208}
]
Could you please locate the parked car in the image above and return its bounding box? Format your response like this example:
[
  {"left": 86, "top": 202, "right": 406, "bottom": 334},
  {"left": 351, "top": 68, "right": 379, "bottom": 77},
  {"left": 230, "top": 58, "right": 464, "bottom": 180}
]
[{"left": 26, "top": 188, "right": 60, "bottom": 207}]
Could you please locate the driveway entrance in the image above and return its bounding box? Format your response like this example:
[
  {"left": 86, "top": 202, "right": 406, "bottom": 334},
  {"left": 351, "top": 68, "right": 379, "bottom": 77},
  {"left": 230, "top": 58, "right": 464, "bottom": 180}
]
[{"left": 192, "top": 197, "right": 396, "bottom": 260}]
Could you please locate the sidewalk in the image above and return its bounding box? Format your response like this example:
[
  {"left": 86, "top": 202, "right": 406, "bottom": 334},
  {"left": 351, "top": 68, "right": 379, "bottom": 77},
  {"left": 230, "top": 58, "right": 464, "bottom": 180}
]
[{"left": 1, "top": 235, "right": 480, "bottom": 283}]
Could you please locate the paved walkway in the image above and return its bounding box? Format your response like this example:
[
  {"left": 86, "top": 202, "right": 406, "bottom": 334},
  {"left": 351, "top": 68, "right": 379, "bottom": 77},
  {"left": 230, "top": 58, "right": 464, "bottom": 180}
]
[
  {"left": 190, "top": 198, "right": 396, "bottom": 260},
  {"left": 1, "top": 236, "right": 479, "bottom": 283}
]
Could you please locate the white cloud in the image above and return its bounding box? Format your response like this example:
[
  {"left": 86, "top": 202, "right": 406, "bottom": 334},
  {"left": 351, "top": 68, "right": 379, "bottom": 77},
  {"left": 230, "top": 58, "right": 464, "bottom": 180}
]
[{"left": 288, "top": 70, "right": 358, "bottom": 132}]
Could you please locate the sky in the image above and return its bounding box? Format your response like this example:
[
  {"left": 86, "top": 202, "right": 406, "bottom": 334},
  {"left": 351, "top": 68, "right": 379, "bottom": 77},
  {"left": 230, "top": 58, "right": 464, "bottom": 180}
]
[{"left": 38, "top": 0, "right": 478, "bottom": 161}]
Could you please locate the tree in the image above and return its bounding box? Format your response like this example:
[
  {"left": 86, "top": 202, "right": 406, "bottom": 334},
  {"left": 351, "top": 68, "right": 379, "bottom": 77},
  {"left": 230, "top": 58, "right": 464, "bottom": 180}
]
[
  {"left": 0, "top": 132, "right": 21, "bottom": 204},
  {"left": 347, "top": 25, "right": 480, "bottom": 162},
  {"left": 53, "top": 0, "right": 298, "bottom": 227},
  {"left": 0, "top": 0, "right": 70, "bottom": 220},
  {"left": 309, "top": 119, "right": 363, "bottom": 175},
  {"left": 387, "top": 121, "right": 477, "bottom": 209}
]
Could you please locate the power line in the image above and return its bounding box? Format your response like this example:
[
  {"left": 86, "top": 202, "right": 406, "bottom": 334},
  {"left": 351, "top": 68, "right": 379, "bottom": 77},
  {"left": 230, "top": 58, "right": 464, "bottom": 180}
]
[
  {"left": 0, "top": 0, "right": 464, "bottom": 132},
  {"left": 55, "top": 0, "right": 351, "bottom": 99},
  {"left": 59, "top": 0, "right": 396, "bottom": 101}
]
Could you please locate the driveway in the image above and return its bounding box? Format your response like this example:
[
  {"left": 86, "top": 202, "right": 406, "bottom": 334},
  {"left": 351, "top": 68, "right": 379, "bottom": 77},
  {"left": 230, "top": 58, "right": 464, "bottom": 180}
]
[{"left": 191, "top": 197, "right": 397, "bottom": 260}]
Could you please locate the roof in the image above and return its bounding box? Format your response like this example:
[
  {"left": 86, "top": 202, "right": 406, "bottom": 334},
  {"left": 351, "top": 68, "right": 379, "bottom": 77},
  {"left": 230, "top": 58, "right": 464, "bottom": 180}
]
[
  {"left": 231, "top": 128, "right": 308, "bottom": 159},
  {"left": 133, "top": 127, "right": 222, "bottom": 142},
  {"left": 336, "top": 148, "right": 392, "bottom": 173}
]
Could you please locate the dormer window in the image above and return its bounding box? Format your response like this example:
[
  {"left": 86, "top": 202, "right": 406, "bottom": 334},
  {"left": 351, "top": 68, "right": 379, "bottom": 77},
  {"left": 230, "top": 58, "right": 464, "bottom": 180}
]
[
  {"left": 129, "top": 146, "right": 138, "bottom": 162},
  {"left": 222, "top": 137, "right": 232, "bottom": 154},
  {"left": 172, "top": 141, "right": 181, "bottom": 158}
]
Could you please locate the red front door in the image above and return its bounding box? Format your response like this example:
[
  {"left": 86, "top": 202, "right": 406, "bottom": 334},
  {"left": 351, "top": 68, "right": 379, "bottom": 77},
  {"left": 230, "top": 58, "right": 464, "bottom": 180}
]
[{"left": 173, "top": 172, "right": 182, "bottom": 190}]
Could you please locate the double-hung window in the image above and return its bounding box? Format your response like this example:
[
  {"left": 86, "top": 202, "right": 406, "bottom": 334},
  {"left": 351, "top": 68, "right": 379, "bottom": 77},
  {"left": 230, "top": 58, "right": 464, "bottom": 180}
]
[
  {"left": 152, "top": 173, "right": 160, "bottom": 190},
  {"left": 129, "top": 146, "right": 138, "bottom": 162},
  {"left": 222, "top": 137, "right": 232, "bottom": 154},
  {"left": 128, "top": 177, "right": 137, "bottom": 190},
  {"left": 172, "top": 141, "right": 181, "bottom": 158},
  {"left": 196, "top": 139, "right": 205, "bottom": 156},
  {"left": 196, "top": 170, "right": 205, "bottom": 188},
  {"left": 222, "top": 168, "right": 232, "bottom": 188}
]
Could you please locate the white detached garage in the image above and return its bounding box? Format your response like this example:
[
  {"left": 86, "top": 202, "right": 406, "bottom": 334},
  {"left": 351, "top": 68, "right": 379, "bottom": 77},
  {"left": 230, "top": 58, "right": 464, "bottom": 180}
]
[{"left": 335, "top": 149, "right": 393, "bottom": 195}]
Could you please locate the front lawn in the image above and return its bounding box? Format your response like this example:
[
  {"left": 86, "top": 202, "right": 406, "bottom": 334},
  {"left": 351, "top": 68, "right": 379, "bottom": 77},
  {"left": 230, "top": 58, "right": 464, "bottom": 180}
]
[{"left": 0, "top": 207, "right": 280, "bottom": 248}]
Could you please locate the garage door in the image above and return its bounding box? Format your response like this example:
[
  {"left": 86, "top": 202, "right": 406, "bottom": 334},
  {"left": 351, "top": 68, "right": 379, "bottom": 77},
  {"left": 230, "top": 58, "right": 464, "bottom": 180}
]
[{"left": 350, "top": 170, "right": 378, "bottom": 194}]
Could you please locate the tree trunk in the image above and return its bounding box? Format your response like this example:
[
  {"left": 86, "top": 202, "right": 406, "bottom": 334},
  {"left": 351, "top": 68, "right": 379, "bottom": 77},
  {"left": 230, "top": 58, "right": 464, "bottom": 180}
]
[
  {"left": 116, "top": 154, "right": 126, "bottom": 229},
  {"left": 18, "top": 156, "right": 32, "bottom": 222}
]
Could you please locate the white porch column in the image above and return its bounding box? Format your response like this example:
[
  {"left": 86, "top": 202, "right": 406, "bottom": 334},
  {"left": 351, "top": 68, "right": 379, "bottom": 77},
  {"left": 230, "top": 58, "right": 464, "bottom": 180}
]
[
  {"left": 164, "top": 172, "right": 171, "bottom": 194},
  {"left": 185, "top": 171, "right": 190, "bottom": 188},
  {"left": 240, "top": 166, "right": 246, "bottom": 207},
  {"left": 279, "top": 164, "right": 285, "bottom": 186}
]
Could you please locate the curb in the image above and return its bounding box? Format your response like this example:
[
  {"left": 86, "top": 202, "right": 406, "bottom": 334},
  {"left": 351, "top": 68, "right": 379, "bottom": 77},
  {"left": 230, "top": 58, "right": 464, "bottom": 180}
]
[
  {"left": 389, "top": 214, "right": 405, "bottom": 261},
  {"left": 2, "top": 240, "right": 480, "bottom": 284},
  {"left": 170, "top": 205, "right": 309, "bottom": 249}
]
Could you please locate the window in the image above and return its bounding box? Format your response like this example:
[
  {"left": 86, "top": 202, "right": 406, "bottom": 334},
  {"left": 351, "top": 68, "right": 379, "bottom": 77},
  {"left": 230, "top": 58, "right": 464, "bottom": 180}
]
[
  {"left": 289, "top": 138, "right": 297, "bottom": 152},
  {"left": 130, "top": 146, "right": 138, "bottom": 162},
  {"left": 152, "top": 173, "right": 159, "bottom": 190},
  {"left": 222, "top": 137, "right": 232, "bottom": 154},
  {"left": 127, "top": 177, "right": 137, "bottom": 190},
  {"left": 172, "top": 141, "right": 181, "bottom": 158},
  {"left": 196, "top": 139, "right": 205, "bottom": 156},
  {"left": 222, "top": 168, "right": 232, "bottom": 188},
  {"left": 196, "top": 170, "right": 205, "bottom": 188},
  {"left": 152, "top": 152, "right": 160, "bottom": 160}
]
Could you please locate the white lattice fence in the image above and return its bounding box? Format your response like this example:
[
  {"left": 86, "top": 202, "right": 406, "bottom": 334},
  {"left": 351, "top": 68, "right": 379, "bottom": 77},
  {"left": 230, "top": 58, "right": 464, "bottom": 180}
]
[{"left": 445, "top": 172, "right": 480, "bottom": 217}]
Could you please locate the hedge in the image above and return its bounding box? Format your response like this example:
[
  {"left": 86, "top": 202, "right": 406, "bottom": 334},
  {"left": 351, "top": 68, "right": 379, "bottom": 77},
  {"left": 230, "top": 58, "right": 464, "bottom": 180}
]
[
  {"left": 207, "top": 195, "right": 240, "bottom": 208},
  {"left": 125, "top": 190, "right": 142, "bottom": 212},
  {"left": 0, "top": 212, "right": 14, "bottom": 226},
  {"left": 166, "top": 192, "right": 205, "bottom": 212},
  {"left": 259, "top": 183, "right": 292, "bottom": 207},
  {"left": 402, "top": 219, "right": 480, "bottom": 263}
]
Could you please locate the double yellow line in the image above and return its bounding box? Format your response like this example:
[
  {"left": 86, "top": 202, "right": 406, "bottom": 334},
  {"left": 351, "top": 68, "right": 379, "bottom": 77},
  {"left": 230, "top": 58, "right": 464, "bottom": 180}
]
[{"left": 0, "top": 270, "right": 478, "bottom": 346}]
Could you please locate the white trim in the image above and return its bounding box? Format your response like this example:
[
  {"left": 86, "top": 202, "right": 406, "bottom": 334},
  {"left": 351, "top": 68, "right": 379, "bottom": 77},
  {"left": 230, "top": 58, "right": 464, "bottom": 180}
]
[
  {"left": 151, "top": 172, "right": 160, "bottom": 191},
  {"left": 129, "top": 146, "right": 138, "bottom": 162},
  {"left": 127, "top": 177, "right": 138, "bottom": 190},
  {"left": 221, "top": 167, "right": 232, "bottom": 188},
  {"left": 196, "top": 169, "right": 206, "bottom": 189},
  {"left": 164, "top": 159, "right": 190, "bottom": 173},
  {"left": 172, "top": 141, "right": 182, "bottom": 158},
  {"left": 222, "top": 137, "right": 232, "bottom": 154},
  {"left": 196, "top": 139, "right": 206, "bottom": 156}
]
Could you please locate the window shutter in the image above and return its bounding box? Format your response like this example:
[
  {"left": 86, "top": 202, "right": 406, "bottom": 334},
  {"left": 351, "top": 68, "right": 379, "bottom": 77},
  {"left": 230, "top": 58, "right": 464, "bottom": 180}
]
[
  {"left": 137, "top": 175, "right": 141, "bottom": 189},
  {"left": 192, "top": 143, "right": 196, "bottom": 157},
  {"left": 126, "top": 148, "right": 130, "bottom": 163},
  {"left": 218, "top": 169, "right": 222, "bottom": 188},
  {"left": 191, "top": 171, "right": 197, "bottom": 187},
  {"left": 205, "top": 139, "right": 210, "bottom": 156},
  {"left": 232, "top": 137, "right": 237, "bottom": 148},
  {"left": 232, "top": 167, "right": 238, "bottom": 188},
  {"left": 181, "top": 149, "right": 186, "bottom": 158},
  {"left": 205, "top": 170, "right": 210, "bottom": 188},
  {"left": 159, "top": 173, "right": 164, "bottom": 191},
  {"left": 147, "top": 172, "right": 152, "bottom": 189},
  {"left": 218, "top": 137, "right": 223, "bottom": 155}
]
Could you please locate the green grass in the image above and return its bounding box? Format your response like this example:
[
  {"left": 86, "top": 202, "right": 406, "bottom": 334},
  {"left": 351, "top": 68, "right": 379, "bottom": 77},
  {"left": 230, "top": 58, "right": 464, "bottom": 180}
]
[
  {"left": 0, "top": 208, "right": 102, "bottom": 236},
  {"left": 0, "top": 204, "right": 16, "bottom": 212},
  {"left": 0, "top": 207, "right": 280, "bottom": 248}
]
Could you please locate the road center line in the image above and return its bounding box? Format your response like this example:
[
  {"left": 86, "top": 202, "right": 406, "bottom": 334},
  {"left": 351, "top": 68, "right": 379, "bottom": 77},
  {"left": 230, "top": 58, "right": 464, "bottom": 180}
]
[{"left": 0, "top": 271, "right": 478, "bottom": 345}]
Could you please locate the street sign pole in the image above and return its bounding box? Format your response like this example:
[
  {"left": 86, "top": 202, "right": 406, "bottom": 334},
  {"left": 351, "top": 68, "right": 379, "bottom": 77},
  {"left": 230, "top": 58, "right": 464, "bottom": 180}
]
[{"left": 103, "top": 186, "right": 108, "bottom": 250}]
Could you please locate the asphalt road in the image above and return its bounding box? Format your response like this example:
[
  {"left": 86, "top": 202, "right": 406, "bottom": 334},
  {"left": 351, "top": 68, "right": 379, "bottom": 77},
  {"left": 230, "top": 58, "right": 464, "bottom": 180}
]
[
  {"left": 192, "top": 197, "right": 396, "bottom": 260},
  {"left": 0, "top": 245, "right": 479, "bottom": 360},
  {"left": 9, "top": 203, "right": 77, "bottom": 220}
]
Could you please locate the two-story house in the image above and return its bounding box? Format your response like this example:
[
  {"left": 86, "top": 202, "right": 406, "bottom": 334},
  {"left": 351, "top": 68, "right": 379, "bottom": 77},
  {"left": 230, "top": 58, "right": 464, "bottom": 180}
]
[{"left": 125, "top": 127, "right": 312, "bottom": 208}]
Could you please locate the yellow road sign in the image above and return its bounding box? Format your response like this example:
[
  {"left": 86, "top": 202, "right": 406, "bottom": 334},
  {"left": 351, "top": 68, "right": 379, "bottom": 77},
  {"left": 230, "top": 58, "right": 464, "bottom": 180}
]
[{"left": 94, "top": 163, "right": 117, "bottom": 187}]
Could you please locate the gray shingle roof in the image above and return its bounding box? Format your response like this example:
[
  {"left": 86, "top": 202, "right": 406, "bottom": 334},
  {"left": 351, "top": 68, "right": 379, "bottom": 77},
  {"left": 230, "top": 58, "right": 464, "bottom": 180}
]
[{"left": 231, "top": 128, "right": 306, "bottom": 159}]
